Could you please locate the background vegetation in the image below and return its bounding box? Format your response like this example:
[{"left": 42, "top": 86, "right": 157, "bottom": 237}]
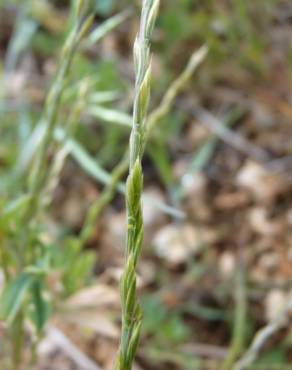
[{"left": 0, "top": 0, "right": 291, "bottom": 369}]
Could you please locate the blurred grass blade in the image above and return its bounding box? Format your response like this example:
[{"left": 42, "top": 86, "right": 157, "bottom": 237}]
[
  {"left": 55, "top": 128, "right": 123, "bottom": 189},
  {"left": 146, "top": 45, "right": 208, "bottom": 136},
  {"left": 89, "top": 91, "right": 121, "bottom": 104},
  {"left": 148, "top": 140, "right": 174, "bottom": 189},
  {"left": 82, "top": 45, "right": 208, "bottom": 233},
  {"left": 143, "top": 195, "right": 185, "bottom": 219},
  {"left": 5, "top": 16, "right": 37, "bottom": 73},
  {"left": 89, "top": 106, "right": 132, "bottom": 127},
  {"left": 87, "top": 9, "right": 131, "bottom": 45},
  {"left": 0, "top": 273, "right": 34, "bottom": 324},
  {"left": 55, "top": 129, "right": 184, "bottom": 219},
  {"left": 27, "top": 9, "right": 94, "bottom": 218},
  {"left": 16, "top": 121, "right": 46, "bottom": 172},
  {"left": 2, "top": 194, "right": 32, "bottom": 223},
  {"left": 188, "top": 137, "right": 218, "bottom": 173},
  {"left": 30, "top": 280, "right": 50, "bottom": 332},
  {"left": 18, "top": 120, "right": 184, "bottom": 220}
]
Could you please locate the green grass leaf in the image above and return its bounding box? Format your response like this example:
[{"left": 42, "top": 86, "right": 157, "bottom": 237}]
[
  {"left": 0, "top": 273, "right": 34, "bottom": 323},
  {"left": 89, "top": 106, "right": 132, "bottom": 127},
  {"left": 29, "top": 280, "right": 51, "bottom": 332},
  {"left": 94, "top": 0, "right": 115, "bottom": 16},
  {"left": 1, "top": 194, "right": 32, "bottom": 226}
]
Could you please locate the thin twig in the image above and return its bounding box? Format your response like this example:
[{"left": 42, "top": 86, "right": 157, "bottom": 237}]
[
  {"left": 181, "top": 101, "right": 292, "bottom": 176},
  {"left": 266, "top": 154, "right": 292, "bottom": 173},
  {"left": 193, "top": 106, "right": 269, "bottom": 163},
  {"left": 45, "top": 326, "right": 102, "bottom": 370},
  {"left": 181, "top": 343, "right": 228, "bottom": 359},
  {"left": 235, "top": 299, "right": 292, "bottom": 370}
]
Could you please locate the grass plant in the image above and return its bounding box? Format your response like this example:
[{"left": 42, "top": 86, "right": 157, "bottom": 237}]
[
  {"left": 115, "top": 1, "right": 160, "bottom": 369},
  {"left": 0, "top": 1, "right": 94, "bottom": 368}
]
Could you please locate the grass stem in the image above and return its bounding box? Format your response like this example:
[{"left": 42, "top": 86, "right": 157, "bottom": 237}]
[{"left": 115, "top": 1, "right": 160, "bottom": 369}]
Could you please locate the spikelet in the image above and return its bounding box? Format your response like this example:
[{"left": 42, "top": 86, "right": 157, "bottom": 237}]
[{"left": 115, "top": 1, "right": 160, "bottom": 369}]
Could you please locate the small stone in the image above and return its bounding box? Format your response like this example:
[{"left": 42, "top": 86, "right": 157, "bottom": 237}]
[
  {"left": 265, "top": 290, "right": 287, "bottom": 322},
  {"left": 259, "top": 253, "right": 279, "bottom": 272},
  {"left": 219, "top": 252, "right": 236, "bottom": 278},
  {"left": 153, "top": 223, "right": 204, "bottom": 266},
  {"left": 248, "top": 207, "right": 283, "bottom": 236},
  {"left": 237, "top": 161, "right": 287, "bottom": 203}
]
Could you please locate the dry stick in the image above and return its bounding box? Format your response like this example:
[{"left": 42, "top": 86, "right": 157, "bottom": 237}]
[
  {"left": 193, "top": 106, "right": 270, "bottom": 163},
  {"left": 79, "top": 45, "right": 208, "bottom": 246},
  {"left": 145, "top": 347, "right": 220, "bottom": 369},
  {"left": 46, "top": 326, "right": 102, "bottom": 370},
  {"left": 179, "top": 98, "right": 266, "bottom": 161},
  {"left": 266, "top": 154, "right": 292, "bottom": 173},
  {"left": 115, "top": 1, "right": 159, "bottom": 369},
  {"left": 181, "top": 343, "right": 228, "bottom": 360},
  {"left": 182, "top": 103, "right": 292, "bottom": 177},
  {"left": 235, "top": 299, "right": 292, "bottom": 370}
]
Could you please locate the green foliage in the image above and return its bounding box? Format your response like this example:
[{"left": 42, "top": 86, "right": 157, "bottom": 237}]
[
  {"left": 151, "top": 0, "right": 281, "bottom": 86},
  {"left": 50, "top": 238, "right": 95, "bottom": 296},
  {"left": 0, "top": 273, "right": 34, "bottom": 324},
  {"left": 160, "top": 315, "right": 190, "bottom": 344},
  {"left": 29, "top": 280, "right": 51, "bottom": 332},
  {"left": 142, "top": 295, "right": 190, "bottom": 345},
  {"left": 94, "top": 0, "right": 116, "bottom": 16},
  {"left": 141, "top": 295, "right": 166, "bottom": 332},
  {"left": 255, "top": 348, "right": 286, "bottom": 365},
  {"left": 0, "top": 1, "right": 131, "bottom": 367}
]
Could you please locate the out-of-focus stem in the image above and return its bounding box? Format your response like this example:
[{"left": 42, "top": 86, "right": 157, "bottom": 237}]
[
  {"left": 27, "top": 9, "right": 93, "bottom": 220},
  {"left": 221, "top": 265, "right": 247, "bottom": 370}
]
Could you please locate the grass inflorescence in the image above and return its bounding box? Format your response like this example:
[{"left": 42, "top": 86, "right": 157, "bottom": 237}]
[{"left": 115, "top": 1, "right": 160, "bottom": 369}]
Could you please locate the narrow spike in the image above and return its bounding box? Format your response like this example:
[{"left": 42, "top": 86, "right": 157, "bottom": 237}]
[{"left": 115, "top": 1, "right": 160, "bottom": 369}]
